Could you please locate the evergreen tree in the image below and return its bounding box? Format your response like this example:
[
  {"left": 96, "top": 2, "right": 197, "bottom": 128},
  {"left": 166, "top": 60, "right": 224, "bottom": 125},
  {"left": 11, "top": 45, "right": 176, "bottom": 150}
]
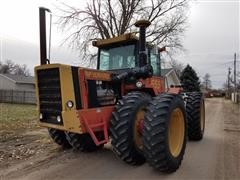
[{"left": 180, "top": 64, "right": 200, "bottom": 92}]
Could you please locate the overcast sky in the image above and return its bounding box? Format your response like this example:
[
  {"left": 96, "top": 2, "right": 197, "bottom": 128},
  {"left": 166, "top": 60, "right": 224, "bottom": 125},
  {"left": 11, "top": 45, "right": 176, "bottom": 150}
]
[{"left": 0, "top": 0, "right": 239, "bottom": 88}]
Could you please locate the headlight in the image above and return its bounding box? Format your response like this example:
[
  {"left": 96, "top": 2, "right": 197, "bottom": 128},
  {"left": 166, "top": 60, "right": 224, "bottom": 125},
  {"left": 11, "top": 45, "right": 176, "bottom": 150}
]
[
  {"left": 136, "top": 81, "right": 143, "bottom": 88},
  {"left": 66, "top": 100, "right": 74, "bottom": 108},
  {"left": 39, "top": 113, "right": 43, "bottom": 119},
  {"left": 57, "top": 115, "right": 61, "bottom": 122}
]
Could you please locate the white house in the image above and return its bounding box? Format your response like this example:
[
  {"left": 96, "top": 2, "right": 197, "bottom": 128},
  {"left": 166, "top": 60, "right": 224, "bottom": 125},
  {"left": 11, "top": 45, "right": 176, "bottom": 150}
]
[
  {"left": 161, "top": 68, "right": 181, "bottom": 89},
  {"left": 0, "top": 73, "right": 35, "bottom": 91}
]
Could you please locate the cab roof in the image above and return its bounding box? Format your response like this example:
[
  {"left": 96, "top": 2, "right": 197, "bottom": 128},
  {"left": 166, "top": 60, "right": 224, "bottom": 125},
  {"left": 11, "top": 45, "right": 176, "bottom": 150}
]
[
  {"left": 92, "top": 33, "right": 138, "bottom": 48},
  {"left": 92, "top": 33, "right": 166, "bottom": 52}
]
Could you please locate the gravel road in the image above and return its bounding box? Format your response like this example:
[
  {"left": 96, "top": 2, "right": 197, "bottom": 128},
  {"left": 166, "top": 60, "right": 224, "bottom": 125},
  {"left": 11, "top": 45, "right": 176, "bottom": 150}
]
[{"left": 2, "top": 98, "right": 240, "bottom": 180}]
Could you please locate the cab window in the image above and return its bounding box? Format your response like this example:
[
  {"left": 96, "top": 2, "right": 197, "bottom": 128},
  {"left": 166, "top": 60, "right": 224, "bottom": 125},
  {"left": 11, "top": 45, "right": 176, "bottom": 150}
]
[
  {"left": 149, "top": 50, "right": 159, "bottom": 76},
  {"left": 99, "top": 44, "right": 136, "bottom": 70}
]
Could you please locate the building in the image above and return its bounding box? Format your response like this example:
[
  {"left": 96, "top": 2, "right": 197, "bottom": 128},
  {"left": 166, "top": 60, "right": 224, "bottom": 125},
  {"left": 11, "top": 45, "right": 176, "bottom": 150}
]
[
  {"left": 0, "top": 74, "right": 36, "bottom": 104},
  {"left": 161, "top": 68, "right": 181, "bottom": 89},
  {"left": 0, "top": 73, "right": 35, "bottom": 91}
]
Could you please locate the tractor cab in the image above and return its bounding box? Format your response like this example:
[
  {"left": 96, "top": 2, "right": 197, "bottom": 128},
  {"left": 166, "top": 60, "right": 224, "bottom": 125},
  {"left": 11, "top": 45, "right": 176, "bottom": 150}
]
[{"left": 93, "top": 33, "right": 162, "bottom": 77}]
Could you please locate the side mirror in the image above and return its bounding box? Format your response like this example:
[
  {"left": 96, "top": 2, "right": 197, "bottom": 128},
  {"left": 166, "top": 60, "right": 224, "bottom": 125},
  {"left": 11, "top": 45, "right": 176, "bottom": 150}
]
[{"left": 159, "top": 47, "right": 166, "bottom": 53}]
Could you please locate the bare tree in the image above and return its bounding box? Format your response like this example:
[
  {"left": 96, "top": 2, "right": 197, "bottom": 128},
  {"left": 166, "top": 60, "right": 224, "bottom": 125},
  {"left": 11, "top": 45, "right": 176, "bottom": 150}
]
[
  {"left": 168, "top": 59, "right": 184, "bottom": 77},
  {"left": 202, "top": 73, "right": 212, "bottom": 90},
  {"left": 57, "top": 0, "right": 189, "bottom": 64},
  {"left": 0, "top": 60, "right": 15, "bottom": 74},
  {"left": 0, "top": 60, "right": 30, "bottom": 76},
  {"left": 13, "top": 64, "right": 30, "bottom": 76}
]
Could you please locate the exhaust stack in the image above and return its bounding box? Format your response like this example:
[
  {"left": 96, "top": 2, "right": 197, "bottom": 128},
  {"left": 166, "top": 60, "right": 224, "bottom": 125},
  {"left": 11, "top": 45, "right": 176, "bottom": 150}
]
[
  {"left": 111, "top": 20, "right": 153, "bottom": 82},
  {"left": 39, "top": 7, "right": 51, "bottom": 65},
  {"left": 134, "top": 20, "right": 151, "bottom": 67}
]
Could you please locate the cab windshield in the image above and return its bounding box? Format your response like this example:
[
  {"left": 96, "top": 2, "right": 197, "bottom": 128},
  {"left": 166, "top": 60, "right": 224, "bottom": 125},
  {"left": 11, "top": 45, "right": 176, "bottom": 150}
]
[{"left": 99, "top": 44, "right": 136, "bottom": 70}]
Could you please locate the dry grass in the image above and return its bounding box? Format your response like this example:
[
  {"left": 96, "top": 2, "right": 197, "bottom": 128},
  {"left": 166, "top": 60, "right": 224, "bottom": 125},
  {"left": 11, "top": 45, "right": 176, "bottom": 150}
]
[
  {"left": 0, "top": 103, "right": 38, "bottom": 130},
  {"left": 0, "top": 103, "right": 40, "bottom": 142}
]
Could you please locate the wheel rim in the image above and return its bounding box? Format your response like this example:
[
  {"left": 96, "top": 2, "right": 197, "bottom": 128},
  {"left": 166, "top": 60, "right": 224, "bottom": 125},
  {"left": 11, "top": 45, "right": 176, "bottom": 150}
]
[
  {"left": 133, "top": 107, "right": 145, "bottom": 150},
  {"left": 168, "top": 108, "right": 185, "bottom": 157},
  {"left": 200, "top": 100, "right": 205, "bottom": 131}
]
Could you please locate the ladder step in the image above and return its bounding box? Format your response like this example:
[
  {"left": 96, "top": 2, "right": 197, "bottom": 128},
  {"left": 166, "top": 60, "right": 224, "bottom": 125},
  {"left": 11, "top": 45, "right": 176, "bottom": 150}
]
[{"left": 82, "top": 118, "right": 108, "bottom": 146}]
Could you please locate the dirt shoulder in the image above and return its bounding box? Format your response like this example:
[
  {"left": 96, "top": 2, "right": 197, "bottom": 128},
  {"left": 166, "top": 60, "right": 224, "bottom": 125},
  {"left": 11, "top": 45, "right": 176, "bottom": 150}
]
[
  {"left": 216, "top": 99, "right": 240, "bottom": 180},
  {"left": 0, "top": 128, "right": 58, "bottom": 171},
  {"left": 0, "top": 103, "right": 60, "bottom": 176}
]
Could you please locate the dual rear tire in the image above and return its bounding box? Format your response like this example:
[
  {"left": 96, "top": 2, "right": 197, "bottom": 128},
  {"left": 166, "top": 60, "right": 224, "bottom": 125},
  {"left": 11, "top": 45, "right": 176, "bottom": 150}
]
[
  {"left": 184, "top": 92, "right": 205, "bottom": 141},
  {"left": 110, "top": 92, "right": 187, "bottom": 173},
  {"left": 143, "top": 93, "right": 187, "bottom": 173},
  {"left": 109, "top": 91, "right": 151, "bottom": 165}
]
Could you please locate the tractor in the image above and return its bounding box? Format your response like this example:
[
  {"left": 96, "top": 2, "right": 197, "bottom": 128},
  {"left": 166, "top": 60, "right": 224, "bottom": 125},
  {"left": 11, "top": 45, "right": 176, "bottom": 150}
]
[{"left": 35, "top": 7, "right": 205, "bottom": 173}]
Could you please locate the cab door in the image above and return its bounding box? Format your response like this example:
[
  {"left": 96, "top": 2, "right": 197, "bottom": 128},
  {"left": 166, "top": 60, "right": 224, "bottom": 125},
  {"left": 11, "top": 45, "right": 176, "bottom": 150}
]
[{"left": 148, "top": 48, "right": 161, "bottom": 76}]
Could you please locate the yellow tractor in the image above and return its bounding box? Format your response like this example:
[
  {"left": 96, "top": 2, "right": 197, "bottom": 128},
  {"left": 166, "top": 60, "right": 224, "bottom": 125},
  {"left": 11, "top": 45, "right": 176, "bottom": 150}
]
[{"left": 35, "top": 7, "right": 205, "bottom": 173}]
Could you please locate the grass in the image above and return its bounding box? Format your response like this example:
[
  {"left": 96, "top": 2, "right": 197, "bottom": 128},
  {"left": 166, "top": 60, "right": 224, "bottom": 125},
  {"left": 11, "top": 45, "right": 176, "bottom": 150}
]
[{"left": 0, "top": 103, "right": 38, "bottom": 131}]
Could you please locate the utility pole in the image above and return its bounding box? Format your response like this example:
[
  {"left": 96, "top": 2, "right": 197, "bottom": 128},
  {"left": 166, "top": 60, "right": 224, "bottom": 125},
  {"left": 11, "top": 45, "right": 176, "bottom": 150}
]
[
  {"left": 205, "top": 79, "right": 208, "bottom": 90},
  {"left": 228, "top": 67, "right": 231, "bottom": 93},
  {"left": 234, "top": 53, "right": 237, "bottom": 102}
]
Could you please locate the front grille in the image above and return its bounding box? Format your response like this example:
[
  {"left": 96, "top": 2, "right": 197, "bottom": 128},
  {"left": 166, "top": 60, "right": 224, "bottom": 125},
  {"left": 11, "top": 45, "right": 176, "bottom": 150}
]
[{"left": 37, "top": 68, "right": 63, "bottom": 125}]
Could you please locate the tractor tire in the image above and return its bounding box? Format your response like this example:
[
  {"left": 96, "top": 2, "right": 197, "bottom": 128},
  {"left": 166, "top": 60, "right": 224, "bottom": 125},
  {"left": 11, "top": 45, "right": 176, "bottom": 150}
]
[
  {"left": 185, "top": 92, "right": 205, "bottom": 141},
  {"left": 143, "top": 93, "right": 187, "bottom": 173},
  {"left": 110, "top": 91, "right": 151, "bottom": 165},
  {"left": 48, "top": 128, "right": 72, "bottom": 149},
  {"left": 65, "top": 132, "right": 103, "bottom": 152}
]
